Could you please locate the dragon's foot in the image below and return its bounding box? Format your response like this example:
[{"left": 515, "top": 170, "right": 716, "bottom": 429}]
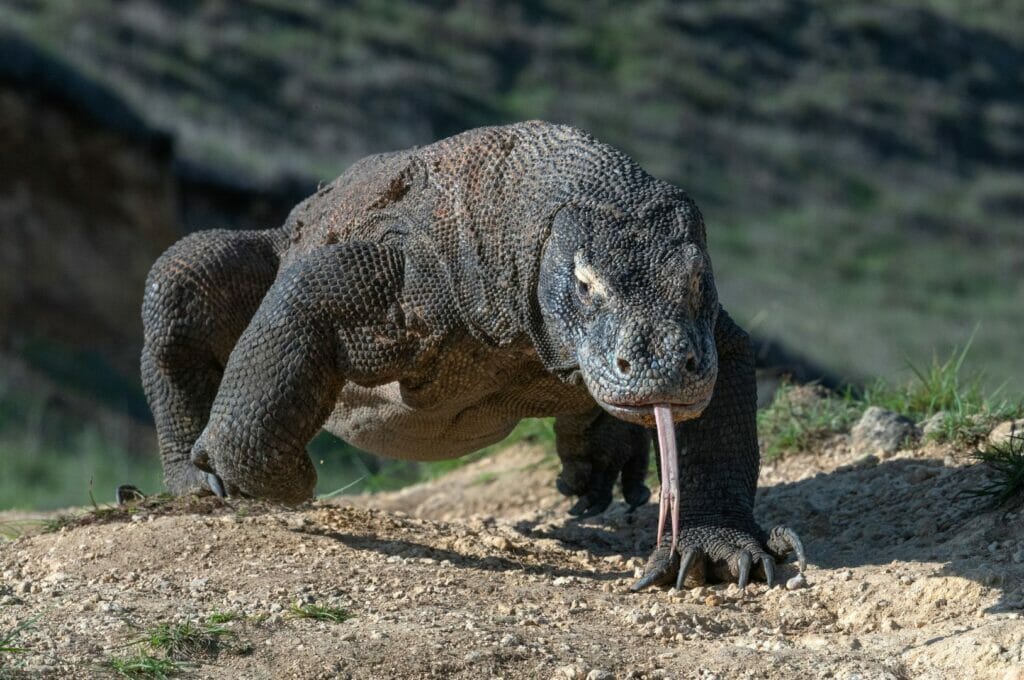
[
  {"left": 630, "top": 524, "right": 805, "bottom": 592},
  {"left": 160, "top": 456, "right": 233, "bottom": 500},
  {"left": 557, "top": 452, "right": 651, "bottom": 518}
]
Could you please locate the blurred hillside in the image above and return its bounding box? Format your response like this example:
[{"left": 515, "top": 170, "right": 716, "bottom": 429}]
[
  {"left": 5, "top": 0, "right": 1021, "bottom": 386},
  {"left": 1, "top": 0, "right": 1022, "bottom": 506}
]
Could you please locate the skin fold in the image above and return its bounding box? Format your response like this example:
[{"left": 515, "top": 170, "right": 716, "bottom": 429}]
[{"left": 140, "top": 121, "right": 803, "bottom": 590}]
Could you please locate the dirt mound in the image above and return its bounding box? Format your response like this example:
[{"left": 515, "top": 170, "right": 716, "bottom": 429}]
[{"left": 1, "top": 440, "right": 1022, "bottom": 679}]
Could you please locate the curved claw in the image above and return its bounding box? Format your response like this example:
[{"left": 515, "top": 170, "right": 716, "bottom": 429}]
[
  {"left": 674, "top": 546, "right": 700, "bottom": 590},
  {"left": 630, "top": 544, "right": 678, "bottom": 592},
  {"left": 767, "top": 526, "right": 807, "bottom": 573},
  {"left": 761, "top": 554, "right": 775, "bottom": 588},
  {"left": 737, "top": 550, "right": 752, "bottom": 589},
  {"left": 622, "top": 482, "right": 651, "bottom": 510},
  {"left": 206, "top": 472, "right": 227, "bottom": 499},
  {"left": 577, "top": 498, "right": 613, "bottom": 518}
]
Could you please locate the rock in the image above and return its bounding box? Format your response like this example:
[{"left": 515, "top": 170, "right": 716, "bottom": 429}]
[
  {"left": 786, "top": 574, "right": 808, "bottom": 591},
  {"left": 1003, "top": 667, "right": 1024, "bottom": 680},
  {"left": 500, "top": 633, "right": 520, "bottom": 647},
  {"left": 987, "top": 419, "right": 1024, "bottom": 450},
  {"left": 554, "top": 664, "right": 585, "bottom": 680},
  {"left": 851, "top": 407, "right": 919, "bottom": 455},
  {"left": 586, "top": 671, "right": 615, "bottom": 680},
  {"left": 920, "top": 411, "right": 947, "bottom": 438},
  {"left": 486, "top": 535, "right": 512, "bottom": 551}
]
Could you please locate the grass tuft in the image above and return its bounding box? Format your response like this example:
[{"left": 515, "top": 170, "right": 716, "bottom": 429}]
[
  {"left": 140, "top": 619, "right": 232, "bottom": 660},
  {"left": 204, "top": 611, "right": 243, "bottom": 625},
  {"left": 286, "top": 603, "right": 351, "bottom": 623},
  {"left": 0, "top": 618, "right": 34, "bottom": 655},
  {"left": 760, "top": 340, "right": 1024, "bottom": 458},
  {"left": 758, "top": 383, "right": 861, "bottom": 460},
  {"left": 105, "top": 653, "right": 187, "bottom": 679},
  {"left": 859, "top": 335, "right": 1020, "bottom": 444},
  {"left": 962, "top": 433, "right": 1024, "bottom": 509}
]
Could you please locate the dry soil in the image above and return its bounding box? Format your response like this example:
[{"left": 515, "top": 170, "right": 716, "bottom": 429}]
[{"left": 1, "top": 437, "right": 1022, "bottom": 679}]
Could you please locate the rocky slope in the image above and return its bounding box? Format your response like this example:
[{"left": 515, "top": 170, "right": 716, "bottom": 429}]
[{"left": 1, "top": 434, "right": 1021, "bottom": 678}]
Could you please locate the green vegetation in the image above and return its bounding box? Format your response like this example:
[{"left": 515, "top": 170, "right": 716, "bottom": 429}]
[
  {"left": 758, "top": 384, "right": 861, "bottom": 460},
  {"left": 138, "top": 619, "right": 232, "bottom": 660},
  {"left": 104, "top": 615, "right": 242, "bottom": 678},
  {"left": 105, "top": 653, "right": 187, "bottom": 680},
  {"left": 963, "top": 433, "right": 1024, "bottom": 509},
  {"left": 860, "top": 339, "right": 1022, "bottom": 444},
  {"left": 760, "top": 343, "right": 1024, "bottom": 459},
  {"left": 0, "top": 618, "right": 33, "bottom": 655},
  {"left": 0, "top": 377, "right": 163, "bottom": 511},
  {"left": 286, "top": 603, "right": 352, "bottom": 623}
]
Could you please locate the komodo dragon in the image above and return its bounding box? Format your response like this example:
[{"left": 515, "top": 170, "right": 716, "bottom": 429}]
[{"left": 141, "top": 121, "right": 804, "bottom": 590}]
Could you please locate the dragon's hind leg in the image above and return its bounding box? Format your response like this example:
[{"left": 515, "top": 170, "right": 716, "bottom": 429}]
[
  {"left": 141, "top": 227, "right": 288, "bottom": 497},
  {"left": 555, "top": 408, "right": 652, "bottom": 517}
]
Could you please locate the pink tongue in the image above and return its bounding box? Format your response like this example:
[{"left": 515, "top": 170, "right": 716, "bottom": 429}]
[{"left": 654, "top": 404, "right": 679, "bottom": 556}]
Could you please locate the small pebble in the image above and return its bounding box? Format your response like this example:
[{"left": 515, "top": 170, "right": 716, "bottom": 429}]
[{"left": 786, "top": 573, "right": 808, "bottom": 591}]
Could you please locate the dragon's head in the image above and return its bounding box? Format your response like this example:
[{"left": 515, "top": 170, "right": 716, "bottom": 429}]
[{"left": 537, "top": 195, "right": 718, "bottom": 426}]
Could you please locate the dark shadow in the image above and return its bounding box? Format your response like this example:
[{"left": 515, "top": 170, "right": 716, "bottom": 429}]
[
  {"left": 507, "top": 457, "right": 1019, "bottom": 612},
  {"left": 304, "top": 527, "right": 630, "bottom": 582},
  {"left": 753, "top": 456, "right": 1022, "bottom": 615}
]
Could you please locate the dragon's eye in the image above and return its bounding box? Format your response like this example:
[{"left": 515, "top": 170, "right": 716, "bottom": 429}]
[
  {"left": 573, "top": 253, "right": 607, "bottom": 308},
  {"left": 576, "top": 278, "right": 591, "bottom": 300}
]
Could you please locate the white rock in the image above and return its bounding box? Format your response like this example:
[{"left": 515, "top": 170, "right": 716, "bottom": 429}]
[
  {"left": 987, "top": 419, "right": 1024, "bottom": 450},
  {"left": 786, "top": 573, "right": 808, "bottom": 591},
  {"left": 920, "top": 411, "right": 948, "bottom": 438},
  {"left": 851, "top": 407, "right": 919, "bottom": 455}
]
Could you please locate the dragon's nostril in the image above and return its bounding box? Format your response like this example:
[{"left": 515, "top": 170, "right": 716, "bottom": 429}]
[
  {"left": 685, "top": 354, "right": 697, "bottom": 373},
  {"left": 616, "top": 357, "right": 632, "bottom": 375}
]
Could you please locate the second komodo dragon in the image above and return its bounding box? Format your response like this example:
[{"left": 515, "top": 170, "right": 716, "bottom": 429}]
[{"left": 141, "top": 121, "right": 804, "bottom": 591}]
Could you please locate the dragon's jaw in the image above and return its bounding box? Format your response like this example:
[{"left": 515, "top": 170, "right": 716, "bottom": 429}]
[{"left": 593, "top": 394, "right": 712, "bottom": 427}]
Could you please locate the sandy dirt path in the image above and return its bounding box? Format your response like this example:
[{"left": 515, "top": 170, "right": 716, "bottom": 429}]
[{"left": 1, "top": 439, "right": 1022, "bottom": 679}]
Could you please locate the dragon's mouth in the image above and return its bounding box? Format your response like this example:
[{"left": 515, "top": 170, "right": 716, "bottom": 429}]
[{"left": 596, "top": 395, "right": 712, "bottom": 424}]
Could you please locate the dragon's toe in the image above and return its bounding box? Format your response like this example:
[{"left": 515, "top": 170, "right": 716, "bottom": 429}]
[
  {"left": 205, "top": 472, "right": 227, "bottom": 499},
  {"left": 631, "top": 523, "right": 805, "bottom": 592}
]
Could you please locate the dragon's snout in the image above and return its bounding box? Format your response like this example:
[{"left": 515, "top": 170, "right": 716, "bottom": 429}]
[{"left": 580, "top": 317, "right": 718, "bottom": 426}]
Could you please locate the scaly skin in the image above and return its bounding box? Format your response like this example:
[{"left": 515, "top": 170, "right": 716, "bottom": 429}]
[{"left": 140, "top": 121, "right": 803, "bottom": 590}]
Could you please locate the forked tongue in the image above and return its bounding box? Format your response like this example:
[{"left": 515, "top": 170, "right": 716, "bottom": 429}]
[{"left": 653, "top": 404, "right": 680, "bottom": 556}]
